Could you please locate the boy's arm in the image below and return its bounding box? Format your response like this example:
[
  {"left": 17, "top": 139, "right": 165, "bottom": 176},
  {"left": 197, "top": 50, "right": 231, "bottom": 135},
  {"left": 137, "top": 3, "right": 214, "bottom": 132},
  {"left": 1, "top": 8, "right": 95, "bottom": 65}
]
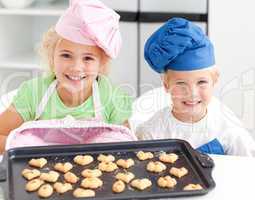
[{"left": 0, "top": 105, "right": 24, "bottom": 153}]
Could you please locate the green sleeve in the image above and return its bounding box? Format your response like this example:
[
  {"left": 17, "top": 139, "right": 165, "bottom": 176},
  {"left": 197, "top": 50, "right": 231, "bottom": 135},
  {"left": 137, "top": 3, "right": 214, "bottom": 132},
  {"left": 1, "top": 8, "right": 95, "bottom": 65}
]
[
  {"left": 11, "top": 75, "right": 53, "bottom": 121},
  {"left": 12, "top": 80, "right": 35, "bottom": 121},
  {"left": 108, "top": 88, "right": 133, "bottom": 125}
]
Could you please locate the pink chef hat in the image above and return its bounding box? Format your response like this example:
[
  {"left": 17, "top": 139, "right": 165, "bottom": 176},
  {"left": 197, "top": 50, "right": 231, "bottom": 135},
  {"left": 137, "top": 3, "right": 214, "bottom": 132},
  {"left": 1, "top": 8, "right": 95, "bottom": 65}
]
[{"left": 55, "top": 0, "right": 122, "bottom": 58}]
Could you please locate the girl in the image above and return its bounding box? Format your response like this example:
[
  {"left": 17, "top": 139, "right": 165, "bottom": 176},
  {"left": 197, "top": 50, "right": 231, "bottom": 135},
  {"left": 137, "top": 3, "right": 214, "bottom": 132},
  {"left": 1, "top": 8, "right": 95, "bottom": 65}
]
[{"left": 0, "top": 0, "right": 133, "bottom": 152}]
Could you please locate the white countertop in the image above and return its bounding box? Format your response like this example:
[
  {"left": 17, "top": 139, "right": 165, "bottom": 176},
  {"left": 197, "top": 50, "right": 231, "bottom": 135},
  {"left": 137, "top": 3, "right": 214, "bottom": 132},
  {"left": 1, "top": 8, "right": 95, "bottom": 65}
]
[
  {"left": 171, "top": 155, "right": 255, "bottom": 200},
  {"left": 0, "top": 155, "right": 255, "bottom": 200}
]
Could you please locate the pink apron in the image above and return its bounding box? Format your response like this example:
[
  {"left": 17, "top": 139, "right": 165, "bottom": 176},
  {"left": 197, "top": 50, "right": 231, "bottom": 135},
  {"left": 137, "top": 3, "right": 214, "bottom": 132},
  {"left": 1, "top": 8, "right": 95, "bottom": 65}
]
[{"left": 5, "top": 80, "right": 137, "bottom": 150}]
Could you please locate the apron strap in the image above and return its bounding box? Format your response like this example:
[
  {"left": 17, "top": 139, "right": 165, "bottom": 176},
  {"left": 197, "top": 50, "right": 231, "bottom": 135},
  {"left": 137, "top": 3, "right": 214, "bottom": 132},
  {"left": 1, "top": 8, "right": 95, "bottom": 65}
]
[
  {"left": 92, "top": 80, "right": 104, "bottom": 121},
  {"left": 35, "top": 79, "right": 104, "bottom": 121},
  {"left": 35, "top": 79, "right": 57, "bottom": 120}
]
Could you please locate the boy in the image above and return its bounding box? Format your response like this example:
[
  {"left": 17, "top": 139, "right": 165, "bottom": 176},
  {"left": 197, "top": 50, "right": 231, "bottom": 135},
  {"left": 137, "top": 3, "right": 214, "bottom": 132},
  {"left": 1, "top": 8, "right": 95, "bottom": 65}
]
[{"left": 136, "top": 18, "right": 255, "bottom": 156}]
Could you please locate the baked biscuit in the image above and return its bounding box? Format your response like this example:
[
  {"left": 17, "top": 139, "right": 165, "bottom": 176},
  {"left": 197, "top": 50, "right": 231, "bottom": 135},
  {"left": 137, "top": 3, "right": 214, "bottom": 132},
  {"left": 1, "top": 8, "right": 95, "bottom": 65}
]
[
  {"left": 73, "top": 188, "right": 95, "bottom": 198},
  {"left": 81, "top": 169, "right": 102, "bottom": 178},
  {"left": 146, "top": 161, "right": 167, "bottom": 173},
  {"left": 54, "top": 162, "right": 73, "bottom": 173},
  {"left": 136, "top": 151, "right": 154, "bottom": 161},
  {"left": 64, "top": 172, "right": 79, "bottom": 184},
  {"left": 25, "top": 178, "right": 44, "bottom": 192},
  {"left": 98, "top": 162, "right": 118, "bottom": 172},
  {"left": 28, "top": 158, "right": 47, "bottom": 168},
  {"left": 40, "top": 171, "right": 60, "bottom": 183},
  {"left": 115, "top": 172, "right": 135, "bottom": 183},
  {"left": 22, "top": 169, "right": 41, "bottom": 180},
  {"left": 131, "top": 178, "right": 152, "bottom": 190},
  {"left": 157, "top": 176, "right": 177, "bottom": 188},
  {"left": 73, "top": 155, "right": 94, "bottom": 166},
  {"left": 38, "top": 184, "right": 53, "bottom": 198},
  {"left": 183, "top": 184, "right": 203, "bottom": 191},
  {"left": 159, "top": 153, "right": 179, "bottom": 163},
  {"left": 81, "top": 177, "right": 103, "bottom": 189},
  {"left": 169, "top": 167, "right": 188, "bottom": 178},
  {"left": 97, "top": 154, "right": 115, "bottom": 163},
  {"left": 112, "top": 180, "right": 125, "bottom": 193},
  {"left": 116, "top": 158, "right": 135, "bottom": 169},
  {"left": 53, "top": 182, "right": 73, "bottom": 194}
]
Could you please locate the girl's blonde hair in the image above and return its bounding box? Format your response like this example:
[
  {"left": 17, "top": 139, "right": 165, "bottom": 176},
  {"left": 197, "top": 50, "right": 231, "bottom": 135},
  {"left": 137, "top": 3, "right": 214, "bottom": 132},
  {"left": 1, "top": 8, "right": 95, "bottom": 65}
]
[
  {"left": 38, "top": 27, "right": 61, "bottom": 73},
  {"left": 38, "top": 27, "right": 111, "bottom": 75}
]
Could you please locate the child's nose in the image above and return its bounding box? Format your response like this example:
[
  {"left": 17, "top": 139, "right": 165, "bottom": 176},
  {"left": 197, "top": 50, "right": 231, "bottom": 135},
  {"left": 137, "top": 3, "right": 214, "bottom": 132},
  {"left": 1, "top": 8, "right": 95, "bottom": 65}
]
[
  {"left": 190, "top": 86, "right": 199, "bottom": 97},
  {"left": 73, "top": 59, "right": 85, "bottom": 71}
]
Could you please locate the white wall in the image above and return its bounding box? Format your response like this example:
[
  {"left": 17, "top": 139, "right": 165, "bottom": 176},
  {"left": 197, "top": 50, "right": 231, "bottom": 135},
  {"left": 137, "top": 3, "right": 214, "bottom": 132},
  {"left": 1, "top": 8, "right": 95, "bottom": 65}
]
[{"left": 208, "top": 0, "right": 255, "bottom": 136}]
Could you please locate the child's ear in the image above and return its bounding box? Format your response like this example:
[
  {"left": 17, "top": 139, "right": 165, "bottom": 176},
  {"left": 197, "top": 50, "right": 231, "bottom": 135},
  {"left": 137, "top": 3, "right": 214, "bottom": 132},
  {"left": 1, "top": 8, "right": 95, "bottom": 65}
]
[{"left": 212, "top": 69, "right": 220, "bottom": 86}]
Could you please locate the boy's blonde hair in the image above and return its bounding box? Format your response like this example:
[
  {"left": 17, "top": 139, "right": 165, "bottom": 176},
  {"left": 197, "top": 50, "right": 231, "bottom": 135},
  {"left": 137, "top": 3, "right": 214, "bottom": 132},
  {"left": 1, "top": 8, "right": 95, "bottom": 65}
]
[{"left": 38, "top": 27, "right": 110, "bottom": 75}]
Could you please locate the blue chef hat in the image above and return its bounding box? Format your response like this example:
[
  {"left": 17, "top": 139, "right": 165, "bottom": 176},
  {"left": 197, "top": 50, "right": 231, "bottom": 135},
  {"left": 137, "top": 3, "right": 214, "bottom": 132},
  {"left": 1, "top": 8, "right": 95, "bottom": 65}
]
[{"left": 144, "top": 18, "right": 215, "bottom": 73}]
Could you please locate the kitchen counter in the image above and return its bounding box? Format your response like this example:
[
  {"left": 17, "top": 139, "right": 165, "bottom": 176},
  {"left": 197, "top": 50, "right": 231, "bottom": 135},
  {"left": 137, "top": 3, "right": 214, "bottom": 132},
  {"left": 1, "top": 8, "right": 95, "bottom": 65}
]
[{"left": 0, "top": 155, "right": 254, "bottom": 200}]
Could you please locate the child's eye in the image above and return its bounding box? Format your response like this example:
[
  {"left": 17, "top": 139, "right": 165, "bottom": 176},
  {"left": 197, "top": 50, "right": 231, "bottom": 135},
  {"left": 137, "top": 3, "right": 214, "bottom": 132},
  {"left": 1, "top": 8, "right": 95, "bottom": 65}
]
[
  {"left": 176, "top": 81, "right": 186, "bottom": 85},
  {"left": 198, "top": 80, "right": 208, "bottom": 85},
  {"left": 60, "top": 53, "right": 71, "bottom": 59},
  {"left": 83, "top": 56, "right": 94, "bottom": 61}
]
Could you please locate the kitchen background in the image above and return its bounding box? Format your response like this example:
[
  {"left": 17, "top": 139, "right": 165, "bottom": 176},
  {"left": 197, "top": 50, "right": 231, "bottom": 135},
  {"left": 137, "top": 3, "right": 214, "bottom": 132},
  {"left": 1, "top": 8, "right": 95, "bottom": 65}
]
[{"left": 0, "top": 0, "right": 255, "bottom": 138}]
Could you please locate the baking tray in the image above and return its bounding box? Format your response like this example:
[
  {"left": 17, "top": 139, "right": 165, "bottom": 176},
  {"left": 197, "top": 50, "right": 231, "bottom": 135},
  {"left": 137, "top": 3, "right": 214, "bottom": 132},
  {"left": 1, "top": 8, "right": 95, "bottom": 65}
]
[{"left": 0, "top": 139, "right": 215, "bottom": 200}]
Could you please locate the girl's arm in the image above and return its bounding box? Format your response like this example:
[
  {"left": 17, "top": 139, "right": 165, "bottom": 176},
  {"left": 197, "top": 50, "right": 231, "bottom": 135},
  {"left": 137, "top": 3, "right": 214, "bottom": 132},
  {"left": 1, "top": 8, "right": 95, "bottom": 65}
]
[{"left": 0, "top": 105, "right": 24, "bottom": 152}]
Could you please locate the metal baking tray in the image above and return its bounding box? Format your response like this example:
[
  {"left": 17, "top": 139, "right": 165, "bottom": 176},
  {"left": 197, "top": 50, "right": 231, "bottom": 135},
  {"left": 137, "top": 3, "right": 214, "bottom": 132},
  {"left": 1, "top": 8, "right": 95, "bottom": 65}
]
[{"left": 0, "top": 139, "right": 215, "bottom": 200}]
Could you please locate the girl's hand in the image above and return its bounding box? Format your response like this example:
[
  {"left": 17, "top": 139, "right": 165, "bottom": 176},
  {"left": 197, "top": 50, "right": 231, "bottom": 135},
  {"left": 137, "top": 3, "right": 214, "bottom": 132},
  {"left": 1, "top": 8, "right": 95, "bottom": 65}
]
[{"left": 0, "top": 105, "right": 24, "bottom": 152}]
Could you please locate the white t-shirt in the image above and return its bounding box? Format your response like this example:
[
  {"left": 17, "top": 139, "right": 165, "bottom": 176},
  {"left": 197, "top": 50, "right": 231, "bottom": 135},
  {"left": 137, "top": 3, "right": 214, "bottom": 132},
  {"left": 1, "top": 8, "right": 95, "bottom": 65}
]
[{"left": 136, "top": 97, "right": 255, "bottom": 156}]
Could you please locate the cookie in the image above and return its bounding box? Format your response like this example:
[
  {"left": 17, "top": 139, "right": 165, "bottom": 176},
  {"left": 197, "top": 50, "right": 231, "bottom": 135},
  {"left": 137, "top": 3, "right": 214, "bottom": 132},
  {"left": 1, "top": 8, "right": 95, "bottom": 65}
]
[
  {"left": 64, "top": 172, "right": 79, "bottom": 184},
  {"left": 73, "top": 188, "right": 95, "bottom": 198},
  {"left": 54, "top": 162, "right": 73, "bottom": 173},
  {"left": 159, "top": 153, "right": 179, "bottom": 163},
  {"left": 81, "top": 177, "right": 103, "bottom": 189},
  {"left": 146, "top": 161, "right": 167, "bottom": 173},
  {"left": 73, "top": 155, "right": 94, "bottom": 166},
  {"left": 53, "top": 182, "right": 73, "bottom": 194},
  {"left": 97, "top": 154, "right": 115, "bottom": 163},
  {"left": 28, "top": 158, "right": 47, "bottom": 168},
  {"left": 131, "top": 178, "right": 152, "bottom": 190},
  {"left": 22, "top": 168, "right": 41, "bottom": 180},
  {"left": 40, "top": 171, "right": 60, "bottom": 183},
  {"left": 112, "top": 180, "right": 125, "bottom": 193},
  {"left": 136, "top": 151, "right": 154, "bottom": 161},
  {"left": 98, "top": 162, "right": 118, "bottom": 172},
  {"left": 81, "top": 169, "right": 102, "bottom": 178},
  {"left": 38, "top": 184, "right": 53, "bottom": 198},
  {"left": 115, "top": 172, "right": 135, "bottom": 183},
  {"left": 157, "top": 176, "right": 177, "bottom": 188},
  {"left": 183, "top": 184, "right": 203, "bottom": 191},
  {"left": 25, "top": 178, "right": 44, "bottom": 192},
  {"left": 169, "top": 167, "right": 188, "bottom": 178},
  {"left": 116, "top": 158, "right": 135, "bottom": 169}
]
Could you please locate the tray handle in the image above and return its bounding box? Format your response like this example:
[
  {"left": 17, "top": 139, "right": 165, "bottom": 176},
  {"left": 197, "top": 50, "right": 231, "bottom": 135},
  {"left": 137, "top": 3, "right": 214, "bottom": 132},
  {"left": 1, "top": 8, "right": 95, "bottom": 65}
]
[
  {"left": 195, "top": 151, "right": 215, "bottom": 168},
  {"left": 194, "top": 151, "right": 216, "bottom": 189}
]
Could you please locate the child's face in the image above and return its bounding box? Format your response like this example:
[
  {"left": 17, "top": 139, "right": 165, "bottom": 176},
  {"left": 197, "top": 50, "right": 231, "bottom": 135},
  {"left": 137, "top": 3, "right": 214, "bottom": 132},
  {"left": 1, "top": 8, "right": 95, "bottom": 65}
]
[
  {"left": 53, "top": 39, "right": 104, "bottom": 93},
  {"left": 163, "top": 69, "right": 217, "bottom": 122}
]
